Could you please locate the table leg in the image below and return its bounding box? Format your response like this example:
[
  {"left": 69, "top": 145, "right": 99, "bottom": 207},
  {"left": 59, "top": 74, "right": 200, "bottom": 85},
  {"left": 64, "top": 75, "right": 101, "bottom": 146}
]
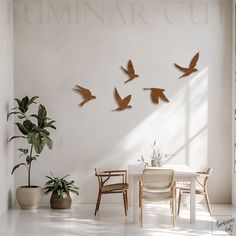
[
  {"left": 190, "top": 176, "right": 196, "bottom": 224},
  {"left": 128, "top": 175, "right": 133, "bottom": 207},
  {"left": 132, "top": 175, "right": 138, "bottom": 223}
]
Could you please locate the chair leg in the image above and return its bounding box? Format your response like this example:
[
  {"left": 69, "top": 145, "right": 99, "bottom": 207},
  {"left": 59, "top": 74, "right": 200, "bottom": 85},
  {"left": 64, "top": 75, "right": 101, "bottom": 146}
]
[
  {"left": 125, "top": 191, "right": 128, "bottom": 212},
  {"left": 140, "top": 199, "right": 143, "bottom": 227},
  {"left": 205, "top": 192, "right": 212, "bottom": 216},
  {"left": 123, "top": 192, "right": 127, "bottom": 216},
  {"left": 94, "top": 191, "right": 102, "bottom": 216},
  {"left": 172, "top": 190, "right": 176, "bottom": 227},
  {"left": 177, "top": 191, "right": 182, "bottom": 215},
  {"left": 172, "top": 200, "right": 175, "bottom": 227}
]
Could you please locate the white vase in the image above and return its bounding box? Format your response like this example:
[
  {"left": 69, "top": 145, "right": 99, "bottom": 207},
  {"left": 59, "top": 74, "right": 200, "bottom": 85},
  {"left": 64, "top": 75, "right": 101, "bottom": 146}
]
[{"left": 151, "top": 159, "right": 158, "bottom": 167}]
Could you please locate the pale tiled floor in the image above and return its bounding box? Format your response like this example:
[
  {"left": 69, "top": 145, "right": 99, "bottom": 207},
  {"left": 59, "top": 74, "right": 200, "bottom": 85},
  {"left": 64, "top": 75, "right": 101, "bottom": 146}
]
[{"left": 0, "top": 204, "right": 235, "bottom": 236}]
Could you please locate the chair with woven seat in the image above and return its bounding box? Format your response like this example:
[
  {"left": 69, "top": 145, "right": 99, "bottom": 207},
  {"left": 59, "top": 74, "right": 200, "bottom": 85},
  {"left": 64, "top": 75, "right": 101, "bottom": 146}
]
[
  {"left": 139, "top": 169, "right": 177, "bottom": 227},
  {"left": 177, "top": 168, "right": 213, "bottom": 216},
  {"left": 94, "top": 169, "right": 128, "bottom": 216}
]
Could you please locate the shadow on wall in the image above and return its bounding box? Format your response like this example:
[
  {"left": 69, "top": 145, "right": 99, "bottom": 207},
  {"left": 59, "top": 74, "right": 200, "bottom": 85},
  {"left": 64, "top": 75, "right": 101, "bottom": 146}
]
[{"left": 97, "top": 67, "right": 208, "bottom": 169}]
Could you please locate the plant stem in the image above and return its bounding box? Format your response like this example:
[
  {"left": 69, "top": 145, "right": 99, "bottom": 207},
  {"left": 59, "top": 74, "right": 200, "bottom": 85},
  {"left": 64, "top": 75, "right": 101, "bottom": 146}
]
[{"left": 28, "top": 144, "right": 33, "bottom": 187}]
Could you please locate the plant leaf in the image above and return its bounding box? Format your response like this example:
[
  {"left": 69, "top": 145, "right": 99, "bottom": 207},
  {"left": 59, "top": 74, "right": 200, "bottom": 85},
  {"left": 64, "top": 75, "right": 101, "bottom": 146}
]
[
  {"left": 61, "top": 192, "right": 68, "bottom": 199},
  {"left": 27, "top": 132, "right": 45, "bottom": 154},
  {"left": 23, "top": 120, "right": 35, "bottom": 132},
  {"left": 7, "top": 111, "right": 23, "bottom": 120},
  {"left": 14, "top": 98, "right": 22, "bottom": 107},
  {"left": 38, "top": 104, "right": 47, "bottom": 127},
  {"left": 15, "top": 123, "right": 28, "bottom": 135},
  {"left": 44, "top": 120, "right": 56, "bottom": 129},
  {"left": 32, "top": 126, "right": 50, "bottom": 135},
  {"left": 43, "top": 135, "right": 53, "bottom": 149},
  {"left": 28, "top": 114, "right": 38, "bottom": 119},
  {"left": 17, "top": 115, "right": 25, "bottom": 119},
  {"left": 18, "top": 148, "right": 28, "bottom": 155},
  {"left": 8, "top": 136, "right": 26, "bottom": 142},
  {"left": 11, "top": 163, "right": 28, "bottom": 174},
  {"left": 28, "top": 96, "right": 39, "bottom": 106}
]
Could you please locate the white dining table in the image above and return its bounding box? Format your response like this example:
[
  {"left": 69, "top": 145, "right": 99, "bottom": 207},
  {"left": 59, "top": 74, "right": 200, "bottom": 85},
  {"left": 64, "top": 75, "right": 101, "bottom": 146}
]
[{"left": 128, "top": 164, "right": 198, "bottom": 224}]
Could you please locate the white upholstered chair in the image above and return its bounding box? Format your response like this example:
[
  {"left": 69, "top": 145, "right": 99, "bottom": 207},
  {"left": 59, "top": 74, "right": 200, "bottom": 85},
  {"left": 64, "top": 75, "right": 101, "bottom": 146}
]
[{"left": 139, "top": 169, "right": 176, "bottom": 227}]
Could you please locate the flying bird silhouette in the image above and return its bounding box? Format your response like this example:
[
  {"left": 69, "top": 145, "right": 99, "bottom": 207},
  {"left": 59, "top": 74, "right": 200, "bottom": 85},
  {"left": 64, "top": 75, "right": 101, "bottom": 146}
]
[
  {"left": 121, "top": 60, "right": 139, "bottom": 84},
  {"left": 112, "top": 87, "right": 132, "bottom": 111},
  {"left": 143, "top": 88, "right": 169, "bottom": 104},
  {"left": 73, "top": 85, "right": 96, "bottom": 107},
  {"left": 174, "top": 52, "right": 200, "bottom": 79}
]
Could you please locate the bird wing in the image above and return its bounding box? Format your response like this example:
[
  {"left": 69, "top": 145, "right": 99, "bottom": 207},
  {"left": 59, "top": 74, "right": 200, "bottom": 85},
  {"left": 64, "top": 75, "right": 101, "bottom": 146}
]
[
  {"left": 114, "top": 87, "right": 122, "bottom": 105},
  {"left": 121, "top": 66, "right": 129, "bottom": 75},
  {"left": 189, "top": 52, "right": 199, "bottom": 69},
  {"left": 127, "top": 60, "right": 135, "bottom": 74},
  {"left": 75, "top": 85, "right": 92, "bottom": 97},
  {"left": 144, "top": 88, "right": 157, "bottom": 102},
  {"left": 158, "top": 90, "right": 169, "bottom": 102},
  {"left": 174, "top": 63, "right": 189, "bottom": 73},
  {"left": 150, "top": 90, "right": 159, "bottom": 103},
  {"left": 122, "top": 95, "right": 132, "bottom": 106}
]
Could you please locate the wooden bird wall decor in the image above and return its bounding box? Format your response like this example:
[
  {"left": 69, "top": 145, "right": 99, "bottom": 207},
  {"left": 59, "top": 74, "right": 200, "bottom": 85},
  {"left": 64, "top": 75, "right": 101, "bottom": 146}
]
[
  {"left": 121, "top": 59, "right": 139, "bottom": 84},
  {"left": 72, "top": 51, "right": 201, "bottom": 110},
  {"left": 73, "top": 84, "right": 96, "bottom": 107},
  {"left": 112, "top": 87, "right": 132, "bottom": 111},
  {"left": 174, "top": 52, "right": 199, "bottom": 79},
  {"left": 143, "top": 88, "right": 169, "bottom": 104}
]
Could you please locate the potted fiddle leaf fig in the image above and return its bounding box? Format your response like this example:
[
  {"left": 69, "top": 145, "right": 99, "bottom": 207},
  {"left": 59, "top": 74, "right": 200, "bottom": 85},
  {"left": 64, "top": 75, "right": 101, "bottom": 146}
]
[
  {"left": 8, "top": 96, "right": 56, "bottom": 210},
  {"left": 43, "top": 174, "right": 79, "bottom": 209}
]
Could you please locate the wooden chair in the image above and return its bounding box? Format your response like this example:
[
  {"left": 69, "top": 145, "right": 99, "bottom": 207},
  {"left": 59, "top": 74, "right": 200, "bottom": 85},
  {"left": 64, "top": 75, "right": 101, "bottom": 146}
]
[
  {"left": 94, "top": 169, "right": 128, "bottom": 216},
  {"left": 139, "top": 169, "right": 176, "bottom": 227},
  {"left": 177, "top": 168, "right": 213, "bottom": 216}
]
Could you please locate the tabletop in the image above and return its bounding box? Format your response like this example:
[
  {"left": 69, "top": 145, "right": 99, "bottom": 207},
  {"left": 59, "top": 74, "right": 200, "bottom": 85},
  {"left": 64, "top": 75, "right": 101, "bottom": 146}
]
[{"left": 128, "top": 164, "right": 197, "bottom": 177}]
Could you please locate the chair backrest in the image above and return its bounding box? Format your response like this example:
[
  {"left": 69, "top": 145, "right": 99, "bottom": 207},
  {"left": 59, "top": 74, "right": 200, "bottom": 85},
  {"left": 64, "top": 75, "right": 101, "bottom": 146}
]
[
  {"left": 203, "top": 168, "right": 213, "bottom": 188},
  {"left": 142, "top": 169, "right": 174, "bottom": 190},
  {"left": 196, "top": 168, "right": 212, "bottom": 190},
  {"left": 95, "top": 168, "right": 103, "bottom": 188}
]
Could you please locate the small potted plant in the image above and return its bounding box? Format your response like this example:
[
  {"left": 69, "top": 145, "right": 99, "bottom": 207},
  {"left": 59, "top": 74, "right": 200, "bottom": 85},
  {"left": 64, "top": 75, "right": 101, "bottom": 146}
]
[
  {"left": 150, "top": 141, "right": 168, "bottom": 167},
  {"left": 43, "top": 174, "right": 79, "bottom": 209},
  {"left": 8, "top": 96, "right": 56, "bottom": 209}
]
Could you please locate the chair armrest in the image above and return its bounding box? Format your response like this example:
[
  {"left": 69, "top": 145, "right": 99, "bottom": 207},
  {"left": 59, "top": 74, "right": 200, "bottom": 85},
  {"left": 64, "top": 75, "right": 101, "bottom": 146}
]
[
  {"left": 96, "top": 172, "right": 124, "bottom": 177},
  {"left": 171, "top": 181, "right": 176, "bottom": 191},
  {"left": 96, "top": 170, "right": 128, "bottom": 185},
  {"left": 101, "top": 170, "right": 127, "bottom": 183},
  {"left": 197, "top": 172, "right": 210, "bottom": 177},
  {"left": 103, "top": 170, "right": 127, "bottom": 174}
]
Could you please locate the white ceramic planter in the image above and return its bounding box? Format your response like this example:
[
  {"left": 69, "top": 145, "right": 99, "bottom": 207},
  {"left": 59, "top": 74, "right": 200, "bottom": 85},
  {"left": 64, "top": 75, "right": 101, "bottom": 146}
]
[
  {"left": 151, "top": 159, "right": 158, "bottom": 167},
  {"left": 16, "top": 186, "right": 43, "bottom": 210}
]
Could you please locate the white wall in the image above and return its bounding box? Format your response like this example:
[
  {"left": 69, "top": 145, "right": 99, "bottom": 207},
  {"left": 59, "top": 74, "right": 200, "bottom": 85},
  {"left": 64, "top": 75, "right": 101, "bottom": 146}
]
[
  {"left": 232, "top": 0, "right": 236, "bottom": 207},
  {"left": 0, "top": 0, "right": 14, "bottom": 215},
  {"left": 14, "top": 0, "right": 232, "bottom": 204}
]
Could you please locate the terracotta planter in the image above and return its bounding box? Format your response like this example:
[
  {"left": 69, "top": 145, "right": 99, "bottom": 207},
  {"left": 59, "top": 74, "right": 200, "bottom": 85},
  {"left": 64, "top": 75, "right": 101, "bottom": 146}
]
[
  {"left": 50, "top": 192, "right": 72, "bottom": 209},
  {"left": 16, "top": 186, "right": 43, "bottom": 210}
]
